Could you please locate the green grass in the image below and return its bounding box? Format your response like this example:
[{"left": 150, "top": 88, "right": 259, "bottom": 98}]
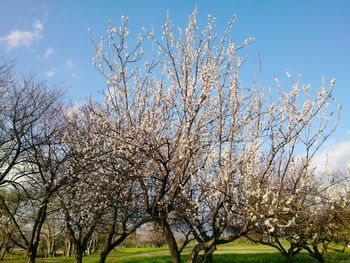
[{"left": 2, "top": 244, "right": 350, "bottom": 263}]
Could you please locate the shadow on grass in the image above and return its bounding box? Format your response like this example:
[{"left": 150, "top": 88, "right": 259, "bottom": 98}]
[
  {"left": 113, "top": 251, "right": 350, "bottom": 263},
  {"left": 2, "top": 250, "right": 350, "bottom": 263},
  {"left": 213, "top": 252, "right": 312, "bottom": 263}
]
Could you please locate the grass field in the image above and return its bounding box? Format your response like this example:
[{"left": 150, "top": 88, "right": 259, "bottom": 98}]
[{"left": 2, "top": 243, "right": 350, "bottom": 263}]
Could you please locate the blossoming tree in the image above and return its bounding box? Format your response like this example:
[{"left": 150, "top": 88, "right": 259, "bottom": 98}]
[{"left": 90, "top": 9, "right": 340, "bottom": 263}]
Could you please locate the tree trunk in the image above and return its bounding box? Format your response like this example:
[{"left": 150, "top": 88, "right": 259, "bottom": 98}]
[
  {"left": 65, "top": 238, "right": 72, "bottom": 257},
  {"left": 1, "top": 241, "right": 14, "bottom": 260},
  {"left": 0, "top": 250, "right": 6, "bottom": 260},
  {"left": 0, "top": 242, "right": 5, "bottom": 260},
  {"left": 159, "top": 218, "right": 181, "bottom": 263},
  {"left": 312, "top": 244, "right": 325, "bottom": 263},
  {"left": 203, "top": 245, "right": 216, "bottom": 263},
  {"left": 99, "top": 233, "right": 128, "bottom": 263},
  {"left": 99, "top": 247, "right": 113, "bottom": 263},
  {"left": 187, "top": 240, "right": 216, "bottom": 263},
  {"left": 26, "top": 201, "right": 48, "bottom": 263},
  {"left": 313, "top": 254, "right": 325, "bottom": 263},
  {"left": 51, "top": 240, "right": 55, "bottom": 257},
  {"left": 46, "top": 238, "right": 51, "bottom": 258},
  {"left": 304, "top": 244, "right": 325, "bottom": 263},
  {"left": 284, "top": 253, "right": 294, "bottom": 263},
  {"left": 26, "top": 244, "right": 38, "bottom": 263},
  {"left": 187, "top": 243, "right": 202, "bottom": 263},
  {"left": 74, "top": 246, "right": 84, "bottom": 263}
]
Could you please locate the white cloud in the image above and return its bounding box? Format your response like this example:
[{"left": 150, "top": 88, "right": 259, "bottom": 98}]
[
  {"left": 65, "top": 59, "right": 74, "bottom": 69},
  {"left": 33, "top": 19, "right": 44, "bottom": 31},
  {"left": 0, "top": 19, "right": 44, "bottom": 50},
  {"left": 312, "top": 141, "right": 350, "bottom": 173},
  {"left": 46, "top": 69, "right": 56, "bottom": 78},
  {"left": 43, "top": 47, "right": 54, "bottom": 58}
]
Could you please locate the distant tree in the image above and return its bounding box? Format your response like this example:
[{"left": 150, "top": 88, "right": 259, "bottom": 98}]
[
  {"left": 41, "top": 213, "right": 65, "bottom": 258},
  {"left": 138, "top": 223, "right": 167, "bottom": 248}
]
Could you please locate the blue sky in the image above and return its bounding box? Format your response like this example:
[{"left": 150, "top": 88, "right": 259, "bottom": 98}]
[{"left": 1, "top": 0, "right": 350, "bottom": 169}]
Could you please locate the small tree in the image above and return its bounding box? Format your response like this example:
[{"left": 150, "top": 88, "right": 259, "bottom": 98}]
[{"left": 59, "top": 104, "right": 107, "bottom": 263}]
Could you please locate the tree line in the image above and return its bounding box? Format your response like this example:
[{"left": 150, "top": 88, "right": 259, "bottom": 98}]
[{"left": 0, "top": 10, "right": 349, "bottom": 263}]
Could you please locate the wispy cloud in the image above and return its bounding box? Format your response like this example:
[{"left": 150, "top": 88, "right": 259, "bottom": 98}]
[
  {"left": 33, "top": 19, "right": 43, "bottom": 31},
  {"left": 43, "top": 47, "right": 54, "bottom": 58},
  {"left": 0, "top": 19, "right": 44, "bottom": 50},
  {"left": 46, "top": 69, "right": 56, "bottom": 78},
  {"left": 65, "top": 59, "right": 74, "bottom": 69},
  {"left": 72, "top": 72, "right": 82, "bottom": 81},
  {"left": 312, "top": 141, "right": 350, "bottom": 173}
]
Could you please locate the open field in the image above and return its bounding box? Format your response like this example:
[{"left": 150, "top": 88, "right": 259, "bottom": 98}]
[{"left": 2, "top": 244, "right": 350, "bottom": 263}]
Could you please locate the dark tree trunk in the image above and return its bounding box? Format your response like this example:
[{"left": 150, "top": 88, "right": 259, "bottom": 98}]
[
  {"left": 159, "top": 218, "right": 181, "bottom": 263},
  {"left": 25, "top": 200, "right": 49, "bottom": 263},
  {"left": 63, "top": 208, "right": 99, "bottom": 263},
  {"left": 26, "top": 244, "right": 38, "bottom": 263},
  {"left": 313, "top": 254, "right": 325, "bottom": 263},
  {"left": 284, "top": 253, "right": 294, "bottom": 263},
  {"left": 99, "top": 233, "right": 128, "bottom": 263},
  {"left": 304, "top": 244, "right": 325, "bottom": 263},
  {"left": 99, "top": 247, "right": 113, "bottom": 263},
  {"left": 312, "top": 244, "right": 325, "bottom": 263},
  {"left": 74, "top": 246, "right": 84, "bottom": 263},
  {"left": 282, "top": 248, "right": 301, "bottom": 263}
]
